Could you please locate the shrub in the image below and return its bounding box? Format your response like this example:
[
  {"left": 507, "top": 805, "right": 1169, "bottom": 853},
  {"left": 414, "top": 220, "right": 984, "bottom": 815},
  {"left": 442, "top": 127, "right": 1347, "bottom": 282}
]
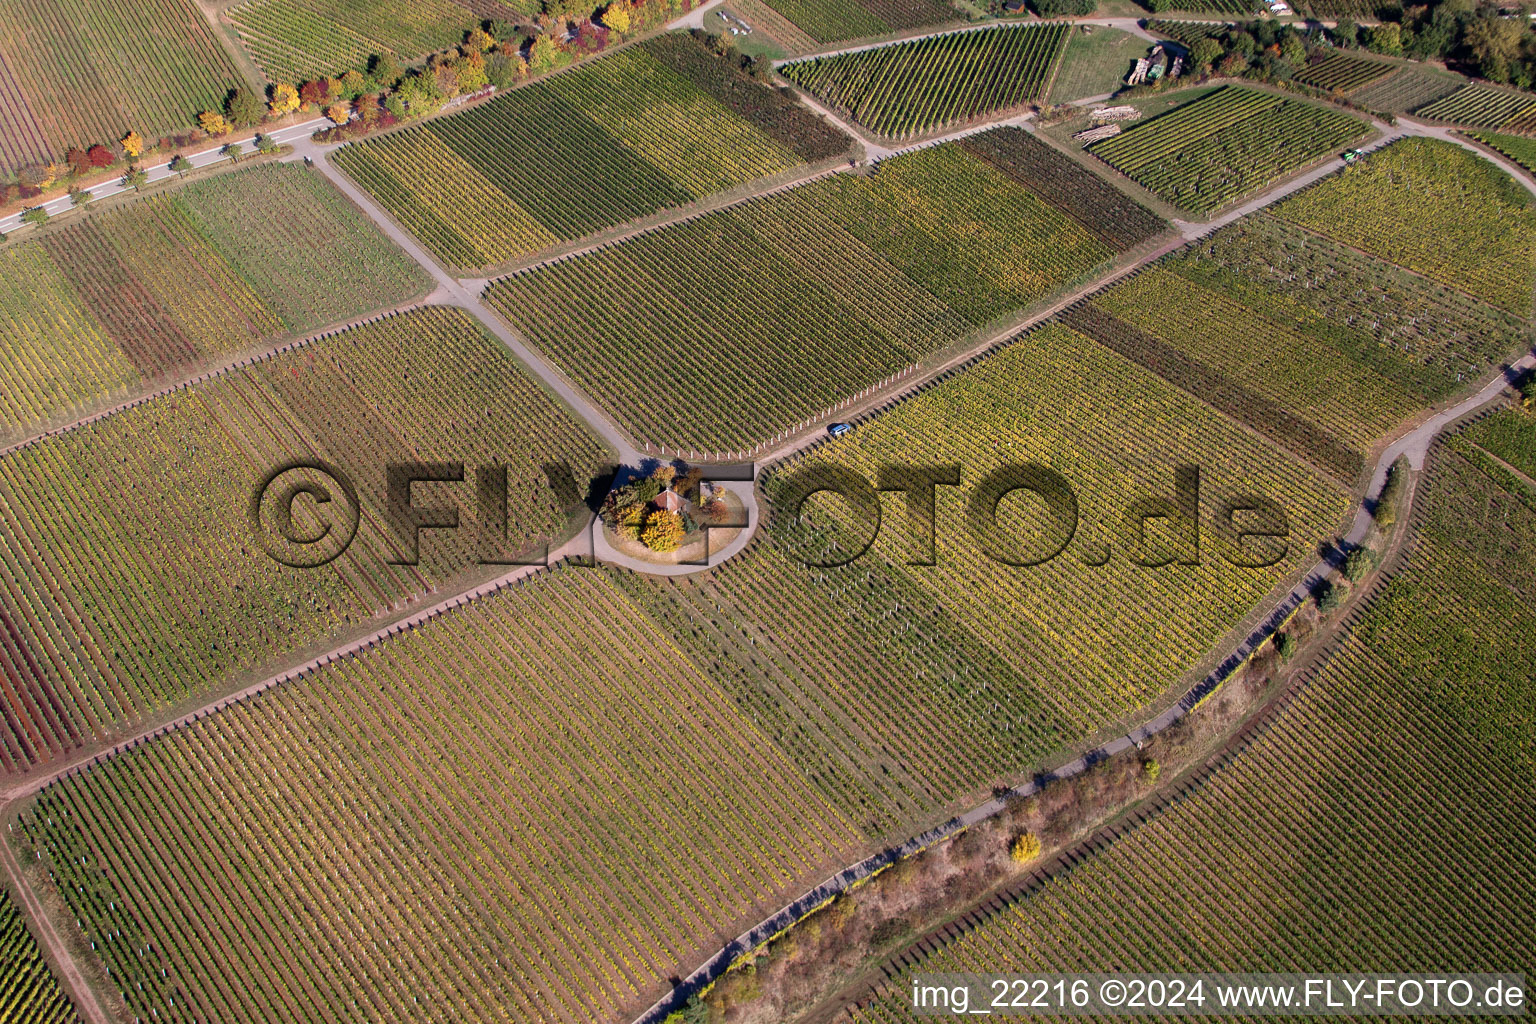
[
  {"left": 1010, "top": 832, "right": 1042, "bottom": 863},
  {"left": 1275, "top": 632, "right": 1297, "bottom": 659},
  {"left": 868, "top": 916, "right": 911, "bottom": 948},
  {"left": 1342, "top": 547, "right": 1376, "bottom": 583},
  {"left": 1032, "top": 0, "right": 1094, "bottom": 14},
  {"left": 617, "top": 503, "right": 646, "bottom": 540},
  {"left": 1316, "top": 580, "right": 1344, "bottom": 613},
  {"left": 1141, "top": 758, "right": 1162, "bottom": 781}
]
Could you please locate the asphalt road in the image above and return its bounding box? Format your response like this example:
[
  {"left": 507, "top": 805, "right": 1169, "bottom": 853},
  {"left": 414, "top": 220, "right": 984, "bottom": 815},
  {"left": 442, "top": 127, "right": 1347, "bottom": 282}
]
[{"left": 0, "top": 117, "right": 329, "bottom": 234}]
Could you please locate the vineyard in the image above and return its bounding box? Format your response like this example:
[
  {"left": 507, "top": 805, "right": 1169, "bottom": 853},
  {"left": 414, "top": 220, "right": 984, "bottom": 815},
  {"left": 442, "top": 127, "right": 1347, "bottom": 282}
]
[
  {"left": 1048, "top": 27, "right": 1155, "bottom": 105},
  {"left": 332, "top": 33, "right": 849, "bottom": 270},
  {"left": 1162, "top": 217, "right": 1531, "bottom": 405},
  {"left": 1415, "top": 82, "right": 1536, "bottom": 131},
  {"left": 779, "top": 24, "right": 1068, "bottom": 139},
  {"left": 1470, "top": 130, "right": 1536, "bottom": 174},
  {"left": 959, "top": 128, "right": 1168, "bottom": 249},
  {"left": 1072, "top": 267, "right": 1422, "bottom": 483},
  {"left": 487, "top": 133, "right": 1165, "bottom": 452},
  {"left": 1292, "top": 51, "right": 1393, "bottom": 94},
  {"left": 850, "top": 440, "right": 1536, "bottom": 1022},
  {"left": 0, "top": 892, "right": 77, "bottom": 1024},
  {"left": 1088, "top": 86, "right": 1368, "bottom": 215},
  {"left": 0, "top": 163, "right": 429, "bottom": 442},
  {"left": 0, "top": 306, "right": 609, "bottom": 774},
  {"left": 1272, "top": 137, "right": 1536, "bottom": 315},
  {"left": 1348, "top": 65, "right": 1460, "bottom": 113},
  {"left": 759, "top": 0, "right": 958, "bottom": 46},
  {"left": 18, "top": 568, "right": 858, "bottom": 1024},
  {"left": 1464, "top": 405, "right": 1536, "bottom": 481},
  {"left": 0, "top": 0, "right": 245, "bottom": 176},
  {"left": 228, "top": 0, "right": 522, "bottom": 82},
  {"left": 618, "top": 321, "right": 1347, "bottom": 838},
  {"left": 1292, "top": 0, "right": 1377, "bottom": 15}
]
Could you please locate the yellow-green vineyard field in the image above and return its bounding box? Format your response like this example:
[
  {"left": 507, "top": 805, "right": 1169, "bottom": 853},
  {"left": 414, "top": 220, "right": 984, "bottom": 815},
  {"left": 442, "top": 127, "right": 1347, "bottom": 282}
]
[
  {"left": 19, "top": 569, "right": 857, "bottom": 1024},
  {"left": 1065, "top": 210, "right": 1534, "bottom": 484},
  {"left": 0, "top": 163, "right": 430, "bottom": 442},
  {"left": 616, "top": 321, "right": 1349, "bottom": 838},
  {"left": 0, "top": 306, "right": 608, "bottom": 774},
  {"left": 488, "top": 130, "right": 1168, "bottom": 453},
  {"left": 849, "top": 439, "right": 1536, "bottom": 1023},
  {"left": 779, "top": 24, "right": 1068, "bottom": 139},
  {"left": 0, "top": 0, "right": 245, "bottom": 175},
  {"left": 332, "top": 33, "right": 850, "bottom": 270},
  {"left": 1271, "top": 137, "right": 1536, "bottom": 315},
  {"left": 0, "top": 890, "right": 77, "bottom": 1024}
]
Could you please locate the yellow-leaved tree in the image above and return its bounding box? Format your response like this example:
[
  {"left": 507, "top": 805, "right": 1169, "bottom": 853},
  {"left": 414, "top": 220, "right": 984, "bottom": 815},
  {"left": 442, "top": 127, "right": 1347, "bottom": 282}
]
[
  {"left": 603, "top": 3, "right": 632, "bottom": 34},
  {"left": 325, "top": 103, "right": 350, "bottom": 125},
  {"left": 199, "top": 111, "right": 231, "bottom": 135},
  {"left": 269, "top": 83, "right": 300, "bottom": 116},
  {"left": 642, "top": 511, "right": 684, "bottom": 552},
  {"left": 120, "top": 131, "right": 143, "bottom": 158}
]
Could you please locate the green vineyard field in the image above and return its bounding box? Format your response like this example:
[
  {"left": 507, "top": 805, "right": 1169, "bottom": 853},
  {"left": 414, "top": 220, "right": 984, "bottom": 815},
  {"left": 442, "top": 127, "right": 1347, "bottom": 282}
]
[
  {"left": 0, "top": 892, "right": 77, "bottom": 1024},
  {"left": 1415, "top": 82, "right": 1536, "bottom": 131},
  {"left": 0, "top": 163, "right": 430, "bottom": 442},
  {"left": 779, "top": 24, "right": 1068, "bottom": 139},
  {"left": 1464, "top": 404, "right": 1536, "bottom": 481},
  {"left": 619, "top": 320, "right": 1349, "bottom": 837},
  {"left": 1470, "top": 130, "right": 1536, "bottom": 174},
  {"left": 19, "top": 569, "right": 858, "bottom": 1024},
  {"left": 1088, "top": 86, "right": 1368, "bottom": 215},
  {"left": 1348, "top": 65, "right": 1460, "bottom": 112},
  {"left": 487, "top": 131, "right": 1167, "bottom": 452},
  {"left": 228, "top": 0, "right": 523, "bottom": 83},
  {"left": 0, "top": 306, "right": 609, "bottom": 773},
  {"left": 0, "top": 0, "right": 245, "bottom": 175},
  {"left": 849, "top": 439, "right": 1536, "bottom": 1022},
  {"left": 1272, "top": 137, "right": 1536, "bottom": 315},
  {"left": 1292, "top": 51, "right": 1393, "bottom": 93},
  {"left": 759, "top": 0, "right": 958, "bottom": 46},
  {"left": 331, "top": 33, "right": 850, "bottom": 270}
]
